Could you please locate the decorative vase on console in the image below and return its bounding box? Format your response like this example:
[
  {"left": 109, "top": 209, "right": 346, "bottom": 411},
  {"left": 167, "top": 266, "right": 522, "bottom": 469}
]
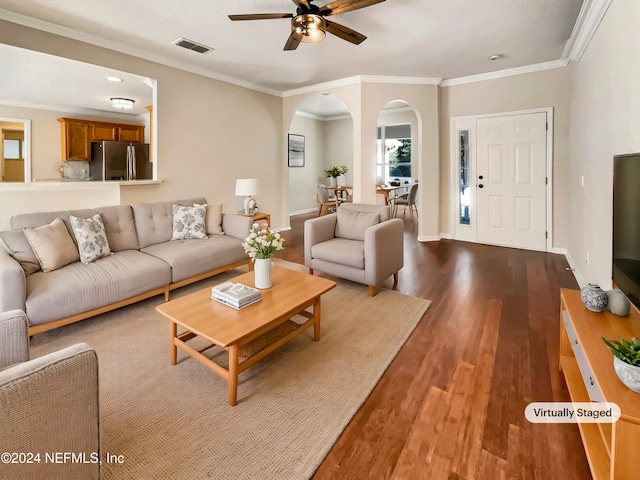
[
  {"left": 606, "top": 288, "right": 631, "bottom": 317},
  {"left": 241, "top": 223, "right": 285, "bottom": 290},
  {"left": 580, "top": 283, "right": 608, "bottom": 312}
]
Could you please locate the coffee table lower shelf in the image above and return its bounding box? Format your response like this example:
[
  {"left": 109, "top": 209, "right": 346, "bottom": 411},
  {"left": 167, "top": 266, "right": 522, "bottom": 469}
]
[{"left": 170, "top": 311, "right": 315, "bottom": 405}]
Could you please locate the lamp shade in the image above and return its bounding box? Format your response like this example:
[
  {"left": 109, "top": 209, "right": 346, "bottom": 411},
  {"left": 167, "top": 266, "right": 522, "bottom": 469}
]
[{"left": 235, "top": 178, "right": 258, "bottom": 196}]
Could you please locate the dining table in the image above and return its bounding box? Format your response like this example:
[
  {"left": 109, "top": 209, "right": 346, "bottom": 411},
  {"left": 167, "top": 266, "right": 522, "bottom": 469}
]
[
  {"left": 326, "top": 185, "right": 352, "bottom": 202},
  {"left": 376, "top": 185, "right": 407, "bottom": 205}
]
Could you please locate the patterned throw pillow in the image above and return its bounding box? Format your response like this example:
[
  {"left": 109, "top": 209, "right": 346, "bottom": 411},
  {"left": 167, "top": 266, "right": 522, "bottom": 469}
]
[
  {"left": 70, "top": 214, "right": 111, "bottom": 264},
  {"left": 171, "top": 205, "right": 207, "bottom": 240}
]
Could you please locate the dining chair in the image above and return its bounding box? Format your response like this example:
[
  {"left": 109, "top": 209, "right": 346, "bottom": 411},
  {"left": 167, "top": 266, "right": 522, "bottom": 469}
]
[
  {"left": 317, "top": 185, "right": 339, "bottom": 217},
  {"left": 393, "top": 182, "right": 419, "bottom": 223}
]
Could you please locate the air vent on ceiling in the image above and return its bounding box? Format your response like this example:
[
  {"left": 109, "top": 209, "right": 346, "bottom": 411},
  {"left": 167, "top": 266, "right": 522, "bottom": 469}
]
[{"left": 171, "top": 38, "right": 213, "bottom": 54}]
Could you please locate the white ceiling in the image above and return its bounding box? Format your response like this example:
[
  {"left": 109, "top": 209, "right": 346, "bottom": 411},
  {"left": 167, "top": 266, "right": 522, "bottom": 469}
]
[{"left": 0, "top": 0, "right": 585, "bottom": 117}]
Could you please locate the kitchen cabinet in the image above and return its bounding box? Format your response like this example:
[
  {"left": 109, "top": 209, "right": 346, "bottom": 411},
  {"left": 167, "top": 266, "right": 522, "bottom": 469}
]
[
  {"left": 58, "top": 118, "right": 145, "bottom": 161},
  {"left": 58, "top": 118, "right": 90, "bottom": 160}
]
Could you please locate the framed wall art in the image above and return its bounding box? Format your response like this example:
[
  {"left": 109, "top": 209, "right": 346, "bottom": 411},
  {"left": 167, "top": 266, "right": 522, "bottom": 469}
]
[{"left": 288, "top": 133, "right": 305, "bottom": 167}]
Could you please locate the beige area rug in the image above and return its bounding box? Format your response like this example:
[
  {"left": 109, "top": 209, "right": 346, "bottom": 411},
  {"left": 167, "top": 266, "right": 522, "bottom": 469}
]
[{"left": 30, "top": 260, "right": 431, "bottom": 480}]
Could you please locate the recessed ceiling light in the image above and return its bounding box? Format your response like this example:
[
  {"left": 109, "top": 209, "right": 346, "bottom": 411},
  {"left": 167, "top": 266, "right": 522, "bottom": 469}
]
[
  {"left": 489, "top": 54, "right": 505, "bottom": 61},
  {"left": 105, "top": 76, "right": 123, "bottom": 82}
]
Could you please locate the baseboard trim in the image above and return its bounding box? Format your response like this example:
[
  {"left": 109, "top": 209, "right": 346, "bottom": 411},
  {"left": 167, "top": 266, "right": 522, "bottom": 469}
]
[
  {"left": 417, "top": 235, "right": 441, "bottom": 242},
  {"left": 290, "top": 208, "right": 318, "bottom": 216}
]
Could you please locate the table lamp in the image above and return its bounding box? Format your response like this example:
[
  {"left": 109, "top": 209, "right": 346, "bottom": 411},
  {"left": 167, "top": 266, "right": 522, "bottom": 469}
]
[{"left": 235, "top": 178, "right": 258, "bottom": 215}]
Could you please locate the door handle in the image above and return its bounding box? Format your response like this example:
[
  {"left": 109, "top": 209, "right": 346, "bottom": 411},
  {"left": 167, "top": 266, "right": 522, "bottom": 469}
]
[
  {"left": 478, "top": 184, "right": 484, "bottom": 188},
  {"left": 478, "top": 175, "right": 484, "bottom": 180}
]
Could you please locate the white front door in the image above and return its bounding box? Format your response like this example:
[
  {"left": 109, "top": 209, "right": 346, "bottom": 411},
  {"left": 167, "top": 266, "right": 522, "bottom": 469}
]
[{"left": 475, "top": 112, "right": 547, "bottom": 250}]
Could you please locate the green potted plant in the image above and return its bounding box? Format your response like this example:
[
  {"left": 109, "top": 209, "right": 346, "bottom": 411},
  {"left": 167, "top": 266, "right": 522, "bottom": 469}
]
[
  {"left": 602, "top": 335, "right": 640, "bottom": 392},
  {"left": 324, "top": 166, "right": 348, "bottom": 186}
]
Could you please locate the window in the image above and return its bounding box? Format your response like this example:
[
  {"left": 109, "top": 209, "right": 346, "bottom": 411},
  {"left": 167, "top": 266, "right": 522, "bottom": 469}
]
[
  {"left": 4, "top": 139, "right": 21, "bottom": 159},
  {"left": 376, "top": 124, "right": 412, "bottom": 184},
  {"left": 459, "top": 130, "right": 470, "bottom": 225}
]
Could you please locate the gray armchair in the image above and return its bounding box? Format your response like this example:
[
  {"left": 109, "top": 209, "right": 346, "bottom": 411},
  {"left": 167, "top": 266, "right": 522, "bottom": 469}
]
[
  {"left": 0, "top": 310, "right": 101, "bottom": 480},
  {"left": 304, "top": 203, "right": 404, "bottom": 296}
]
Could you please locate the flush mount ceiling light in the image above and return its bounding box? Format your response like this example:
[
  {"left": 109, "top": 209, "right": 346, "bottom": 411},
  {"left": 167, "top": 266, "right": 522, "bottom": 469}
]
[
  {"left": 105, "top": 76, "right": 123, "bottom": 82},
  {"left": 489, "top": 53, "right": 505, "bottom": 61},
  {"left": 110, "top": 97, "right": 135, "bottom": 109}
]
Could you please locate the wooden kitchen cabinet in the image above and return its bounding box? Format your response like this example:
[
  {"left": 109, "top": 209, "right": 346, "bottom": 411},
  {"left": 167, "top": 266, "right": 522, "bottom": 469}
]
[
  {"left": 117, "top": 124, "right": 144, "bottom": 142},
  {"left": 58, "top": 118, "right": 90, "bottom": 160},
  {"left": 90, "top": 122, "right": 117, "bottom": 142},
  {"left": 58, "top": 118, "right": 145, "bottom": 161}
]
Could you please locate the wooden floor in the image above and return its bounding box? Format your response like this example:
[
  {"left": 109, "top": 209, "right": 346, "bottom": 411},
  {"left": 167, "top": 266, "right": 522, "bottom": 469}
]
[{"left": 278, "top": 212, "right": 591, "bottom": 480}]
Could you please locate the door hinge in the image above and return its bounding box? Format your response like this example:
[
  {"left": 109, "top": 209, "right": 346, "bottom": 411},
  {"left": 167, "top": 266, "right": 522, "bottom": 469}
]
[
  {"left": 545, "top": 231, "right": 548, "bottom": 239},
  {"left": 546, "top": 122, "right": 549, "bottom": 131},
  {"left": 545, "top": 177, "right": 548, "bottom": 185}
]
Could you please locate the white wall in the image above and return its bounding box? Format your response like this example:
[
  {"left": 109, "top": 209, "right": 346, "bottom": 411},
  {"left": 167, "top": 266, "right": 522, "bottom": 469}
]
[{"left": 566, "top": 0, "right": 640, "bottom": 288}]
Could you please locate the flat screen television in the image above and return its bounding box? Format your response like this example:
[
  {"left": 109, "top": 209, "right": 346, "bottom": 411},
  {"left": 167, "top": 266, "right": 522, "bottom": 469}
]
[{"left": 613, "top": 152, "right": 640, "bottom": 311}]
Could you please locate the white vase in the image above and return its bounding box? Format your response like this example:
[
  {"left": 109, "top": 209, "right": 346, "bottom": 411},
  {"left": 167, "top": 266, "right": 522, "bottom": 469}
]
[
  {"left": 254, "top": 258, "right": 273, "bottom": 289},
  {"left": 328, "top": 177, "right": 337, "bottom": 187}
]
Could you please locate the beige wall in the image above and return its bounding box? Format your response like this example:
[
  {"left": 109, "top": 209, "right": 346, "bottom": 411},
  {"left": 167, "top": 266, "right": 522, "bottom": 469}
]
[
  {"left": 0, "top": 19, "right": 283, "bottom": 227},
  {"left": 288, "top": 114, "right": 325, "bottom": 213},
  {"left": 440, "top": 67, "right": 572, "bottom": 248},
  {"left": 323, "top": 117, "right": 353, "bottom": 184},
  {"left": 566, "top": 0, "right": 640, "bottom": 288}
]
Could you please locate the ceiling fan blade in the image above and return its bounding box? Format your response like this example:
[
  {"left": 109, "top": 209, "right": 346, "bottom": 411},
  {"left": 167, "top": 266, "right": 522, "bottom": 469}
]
[
  {"left": 291, "top": 0, "right": 312, "bottom": 10},
  {"left": 324, "top": 20, "right": 367, "bottom": 45},
  {"left": 228, "top": 13, "right": 294, "bottom": 21},
  {"left": 284, "top": 31, "right": 304, "bottom": 51},
  {"left": 320, "top": 0, "right": 385, "bottom": 16}
]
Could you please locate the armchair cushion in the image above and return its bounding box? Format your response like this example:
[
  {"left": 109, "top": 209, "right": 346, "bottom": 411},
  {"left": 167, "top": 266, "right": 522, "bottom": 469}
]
[
  {"left": 311, "top": 238, "right": 365, "bottom": 269},
  {"left": 335, "top": 208, "right": 380, "bottom": 241}
]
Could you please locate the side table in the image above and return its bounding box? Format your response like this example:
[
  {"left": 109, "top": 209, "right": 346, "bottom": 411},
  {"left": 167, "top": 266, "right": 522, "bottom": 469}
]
[{"left": 242, "top": 212, "right": 270, "bottom": 227}]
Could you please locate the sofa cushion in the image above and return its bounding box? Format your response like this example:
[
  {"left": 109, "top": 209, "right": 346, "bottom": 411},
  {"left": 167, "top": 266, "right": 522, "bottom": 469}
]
[
  {"left": 11, "top": 205, "right": 138, "bottom": 252},
  {"left": 23, "top": 218, "right": 79, "bottom": 273},
  {"left": 311, "top": 238, "right": 365, "bottom": 269},
  {"left": 141, "top": 234, "right": 247, "bottom": 283},
  {"left": 194, "top": 202, "right": 223, "bottom": 235},
  {"left": 24, "top": 250, "right": 171, "bottom": 325},
  {"left": 171, "top": 205, "right": 207, "bottom": 241},
  {"left": 334, "top": 208, "right": 380, "bottom": 241},
  {"left": 70, "top": 214, "right": 111, "bottom": 264},
  {"left": 132, "top": 198, "right": 207, "bottom": 248},
  {"left": 0, "top": 230, "right": 40, "bottom": 276}
]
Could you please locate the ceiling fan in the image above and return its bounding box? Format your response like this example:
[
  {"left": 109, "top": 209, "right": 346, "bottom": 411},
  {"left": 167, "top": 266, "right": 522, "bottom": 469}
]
[{"left": 229, "top": 0, "right": 385, "bottom": 51}]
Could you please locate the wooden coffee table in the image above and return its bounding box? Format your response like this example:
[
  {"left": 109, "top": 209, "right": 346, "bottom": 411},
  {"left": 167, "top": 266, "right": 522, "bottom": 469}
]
[{"left": 155, "top": 266, "right": 336, "bottom": 406}]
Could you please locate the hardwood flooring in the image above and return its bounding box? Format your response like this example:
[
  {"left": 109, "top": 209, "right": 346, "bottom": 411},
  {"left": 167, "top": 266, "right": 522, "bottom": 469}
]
[{"left": 277, "top": 212, "right": 590, "bottom": 480}]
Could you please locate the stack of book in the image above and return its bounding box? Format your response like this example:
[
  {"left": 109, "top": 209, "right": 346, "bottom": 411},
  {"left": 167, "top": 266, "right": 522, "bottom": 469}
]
[{"left": 211, "top": 282, "right": 262, "bottom": 310}]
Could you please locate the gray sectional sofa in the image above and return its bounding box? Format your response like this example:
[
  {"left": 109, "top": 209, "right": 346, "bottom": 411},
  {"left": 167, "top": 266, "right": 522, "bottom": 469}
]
[{"left": 0, "top": 198, "right": 253, "bottom": 335}]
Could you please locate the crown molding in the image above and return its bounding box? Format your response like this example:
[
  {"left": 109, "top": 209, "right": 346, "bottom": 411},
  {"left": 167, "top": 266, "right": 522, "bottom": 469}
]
[
  {"left": 359, "top": 75, "right": 442, "bottom": 85},
  {"left": 0, "top": 8, "right": 281, "bottom": 97},
  {"left": 283, "top": 75, "right": 442, "bottom": 97},
  {"left": 562, "top": 0, "right": 612, "bottom": 61},
  {"left": 440, "top": 59, "right": 570, "bottom": 87}
]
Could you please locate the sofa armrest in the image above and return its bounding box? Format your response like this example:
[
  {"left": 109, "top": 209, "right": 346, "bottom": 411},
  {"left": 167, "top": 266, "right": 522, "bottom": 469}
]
[
  {"left": 364, "top": 218, "right": 405, "bottom": 285},
  {"left": 222, "top": 214, "right": 254, "bottom": 240},
  {"left": 0, "top": 248, "right": 26, "bottom": 314},
  {"left": 304, "top": 214, "right": 338, "bottom": 268},
  {"left": 0, "top": 343, "right": 101, "bottom": 480},
  {"left": 0, "top": 310, "right": 30, "bottom": 369}
]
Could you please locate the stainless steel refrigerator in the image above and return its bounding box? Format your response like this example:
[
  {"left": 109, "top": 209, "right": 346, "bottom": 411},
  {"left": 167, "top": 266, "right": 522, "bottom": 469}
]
[{"left": 90, "top": 141, "right": 152, "bottom": 181}]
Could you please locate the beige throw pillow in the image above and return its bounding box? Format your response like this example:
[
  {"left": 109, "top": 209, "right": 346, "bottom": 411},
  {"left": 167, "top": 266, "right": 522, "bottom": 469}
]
[
  {"left": 23, "top": 218, "right": 80, "bottom": 272},
  {"left": 0, "top": 230, "right": 41, "bottom": 276},
  {"left": 334, "top": 208, "right": 381, "bottom": 241},
  {"left": 194, "top": 202, "right": 223, "bottom": 235}
]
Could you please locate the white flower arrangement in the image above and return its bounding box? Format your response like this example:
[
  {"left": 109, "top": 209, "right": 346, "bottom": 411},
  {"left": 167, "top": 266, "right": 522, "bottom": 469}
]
[{"left": 242, "top": 223, "right": 285, "bottom": 260}]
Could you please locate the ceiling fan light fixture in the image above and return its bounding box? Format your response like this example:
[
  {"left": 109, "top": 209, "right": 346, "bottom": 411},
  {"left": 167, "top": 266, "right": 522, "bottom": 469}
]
[{"left": 293, "top": 14, "right": 326, "bottom": 43}]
